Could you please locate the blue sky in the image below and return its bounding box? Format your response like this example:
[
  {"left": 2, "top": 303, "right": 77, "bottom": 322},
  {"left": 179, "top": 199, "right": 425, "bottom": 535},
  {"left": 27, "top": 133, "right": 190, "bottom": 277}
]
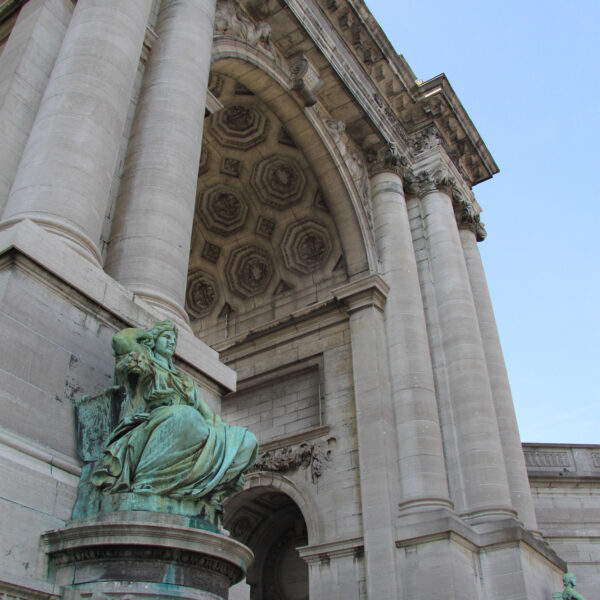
[{"left": 365, "top": 0, "right": 599, "bottom": 443}]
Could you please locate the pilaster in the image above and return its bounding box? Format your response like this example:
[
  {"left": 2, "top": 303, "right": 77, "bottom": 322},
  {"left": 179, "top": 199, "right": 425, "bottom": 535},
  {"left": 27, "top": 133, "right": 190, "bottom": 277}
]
[{"left": 332, "top": 275, "right": 400, "bottom": 600}]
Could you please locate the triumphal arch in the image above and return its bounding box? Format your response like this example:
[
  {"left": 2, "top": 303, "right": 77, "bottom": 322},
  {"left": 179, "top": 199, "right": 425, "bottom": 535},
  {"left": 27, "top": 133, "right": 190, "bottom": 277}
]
[{"left": 0, "top": 0, "right": 598, "bottom": 599}]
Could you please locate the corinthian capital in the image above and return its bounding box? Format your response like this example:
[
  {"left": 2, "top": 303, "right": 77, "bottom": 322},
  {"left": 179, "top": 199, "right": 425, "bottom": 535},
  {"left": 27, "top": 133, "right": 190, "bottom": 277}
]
[
  {"left": 367, "top": 143, "right": 407, "bottom": 177},
  {"left": 452, "top": 189, "right": 487, "bottom": 241},
  {"left": 403, "top": 166, "right": 455, "bottom": 197}
]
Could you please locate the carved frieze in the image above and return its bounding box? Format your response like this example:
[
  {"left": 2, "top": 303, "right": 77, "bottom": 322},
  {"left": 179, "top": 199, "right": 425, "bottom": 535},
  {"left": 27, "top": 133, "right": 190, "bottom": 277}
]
[
  {"left": 251, "top": 154, "right": 306, "bottom": 209},
  {"left": 252, "top": 441, "right": 331, "bottom": 484},
  {"left": 226, "top": 244, "right": 274, "bottom": 298},
  {"left": 281, "top": 218, "right": 332, "bottom": 275},
  {"left": 197, "top": 185, "right": 249, "bottom": 236},
  {"left": 210, "top": 104, "right": 268, "bottom": 150},
  {"left": 524, "top": 449, "right": 573, "bottom": 470},
  {"left": 186, "top": 269, "right": 218, "bottom": 319}
]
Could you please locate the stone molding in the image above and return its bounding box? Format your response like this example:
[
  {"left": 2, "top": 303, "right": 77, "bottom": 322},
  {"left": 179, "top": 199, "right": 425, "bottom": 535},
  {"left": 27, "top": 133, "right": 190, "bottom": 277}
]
[
  {"left": 297, "top": 536, "right": 364, "bottom": 564},
  {"left": 42, "top": 515, "right": 253, "bottom": 579},
  {"left": 332, "top": 274, "right": 389, "bottom": 313}
]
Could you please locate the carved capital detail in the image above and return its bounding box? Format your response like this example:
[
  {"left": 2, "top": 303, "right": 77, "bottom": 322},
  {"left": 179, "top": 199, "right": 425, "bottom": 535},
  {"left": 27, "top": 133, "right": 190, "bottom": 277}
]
[
  {"left": 452, "top": 188, "right": 487, "bottom": 242},
  {"left": 367, "top": 143, "right": 407, "bottom": 177},
  {"left": 403, "top": 166, "right": 455, "bottom": 197}
]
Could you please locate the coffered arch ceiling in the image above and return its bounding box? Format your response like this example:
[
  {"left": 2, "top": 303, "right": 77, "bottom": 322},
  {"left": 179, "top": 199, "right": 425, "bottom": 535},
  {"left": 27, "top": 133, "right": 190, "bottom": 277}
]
[{"left": 188, "top": 68, "right": 372, "bottom": 342}]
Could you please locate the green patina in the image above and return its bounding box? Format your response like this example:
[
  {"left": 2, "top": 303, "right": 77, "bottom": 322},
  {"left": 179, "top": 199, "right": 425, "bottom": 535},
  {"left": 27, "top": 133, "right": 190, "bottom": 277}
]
[
  {"left": 72, "top": 320, "right": 258, "bottom": 531},
  {"left": 553, "top": 572, "right": 586, "bottom": 600}
]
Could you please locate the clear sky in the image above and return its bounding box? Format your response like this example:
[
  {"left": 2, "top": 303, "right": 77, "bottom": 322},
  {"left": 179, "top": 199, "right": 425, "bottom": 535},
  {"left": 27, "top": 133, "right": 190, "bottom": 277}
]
[{"left": 365, "top": 0, "right": 599, "bottom": 444}]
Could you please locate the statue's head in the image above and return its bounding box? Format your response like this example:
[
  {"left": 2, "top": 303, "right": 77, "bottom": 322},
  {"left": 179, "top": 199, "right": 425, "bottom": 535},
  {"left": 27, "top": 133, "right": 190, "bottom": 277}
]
[
  {"left": 148, "top": 320, "right": 178, "bottom": 361},
  {"left": 564, "top": 572, "right": 577, "bottom": 587},
  {"left": 148, "top": 319, "right": 178, "bottom": 342}
]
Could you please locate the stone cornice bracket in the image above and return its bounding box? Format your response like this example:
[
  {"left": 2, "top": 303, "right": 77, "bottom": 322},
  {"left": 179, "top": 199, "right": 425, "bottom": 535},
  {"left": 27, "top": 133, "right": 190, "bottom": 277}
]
[
  {"left": 332, "top": 274, "right": 389, "bottom": 313},
  {"left": 367, "top": 142, "right": 408, "bottom": 177},
  {"left": 289, "top": 53, "right": 323, "bottom": 107},
  {"left": 214, "top": 0, "right": 276, "bottom": 57},
  {"left": 298, "top": 536, "right": 364, "bottom": 565},
  {"left": 452, "top": 188, "right": 487, "bottom": 242}
]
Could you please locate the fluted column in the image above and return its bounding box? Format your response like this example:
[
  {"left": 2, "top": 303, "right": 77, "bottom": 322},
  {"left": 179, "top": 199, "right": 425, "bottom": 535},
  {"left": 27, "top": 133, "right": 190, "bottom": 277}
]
[
  {"left": 1, "top": 0, "right": 152, "bottom": 265},
  {"left": 418, "top": 171, "right": 514, "bottom": 524},
  {"left": 457, "top": 211, "right": 539, "bottom": 531},
  {"left": 105, "top": 0, "right": 217, "bottom": 327},
  {"left": 0, "top": 0, "right": 73, "bottom": 214},
  {"left": 370, "top": 155, "right": 452, "bottom": 516},
  {"left": 333, "top": 276, "right": 400, "bottom": 600}
]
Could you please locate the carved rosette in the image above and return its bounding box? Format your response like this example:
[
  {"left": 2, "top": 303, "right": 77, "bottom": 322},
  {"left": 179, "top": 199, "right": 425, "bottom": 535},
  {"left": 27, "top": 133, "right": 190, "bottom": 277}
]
[
  {"left": 209, "top": 104, "right": 267, "bottom": 150},
  {"left": 251, "top": 154, "right": 306, "bottom": 209},
  {"left": 226, "top": 244, "right": 274, "bottom": 298},
  {"left": 197, "top": 185, "right": 248, "bottom": 236},
  {"left": 186, "top": 269, "right": 218, "bottom": 319},
  {"left": 281, "top": 218, "right": 332, "bottom": 275}
]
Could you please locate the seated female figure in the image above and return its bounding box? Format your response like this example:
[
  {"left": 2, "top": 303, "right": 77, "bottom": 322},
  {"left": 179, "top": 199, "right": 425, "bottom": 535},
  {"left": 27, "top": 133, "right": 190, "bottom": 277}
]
[{"left": 92, "top": 320, "right": 258, "bottom": 518}]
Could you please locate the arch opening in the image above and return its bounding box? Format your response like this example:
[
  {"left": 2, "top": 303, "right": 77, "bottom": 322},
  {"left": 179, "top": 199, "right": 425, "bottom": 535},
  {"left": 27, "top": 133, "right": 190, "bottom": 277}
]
[{"left": 225, "top": 488, "right": 309, "bottom": 600}]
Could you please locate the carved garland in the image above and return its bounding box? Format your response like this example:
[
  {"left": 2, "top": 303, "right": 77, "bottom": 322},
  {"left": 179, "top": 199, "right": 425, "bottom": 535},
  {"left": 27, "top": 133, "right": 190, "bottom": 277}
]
[{"left": 251, "top": 441, "right": 332, "bottom": 484}]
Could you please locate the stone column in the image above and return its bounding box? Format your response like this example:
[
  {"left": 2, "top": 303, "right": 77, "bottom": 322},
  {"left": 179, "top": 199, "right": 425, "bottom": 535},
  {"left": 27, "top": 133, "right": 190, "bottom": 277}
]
[
  {"left": 418, "top": 170, "right": 514, "bottom": 523},
  {"left": 457, "top": 208, "right": 539, "bottom": 531},
  {"left": 104, "top": 0, "right": 217, "bottom": 327},
  {"left": 0, "top": 0, "right": 73, "bottom": 214},
  {"left": 333, "top": 276, "right": 400, "bottom": 600},
  {"left": 1, "top": 0, "right": 152, "bottom": 265},
  {"left": 369, "top": 155, "right": 452, "bottom": 516}
]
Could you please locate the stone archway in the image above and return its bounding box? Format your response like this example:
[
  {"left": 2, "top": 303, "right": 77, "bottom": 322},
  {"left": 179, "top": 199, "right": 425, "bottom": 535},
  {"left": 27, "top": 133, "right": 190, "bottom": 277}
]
[{"left": 224, "top": 487, "right": 310, "bottom": 600}]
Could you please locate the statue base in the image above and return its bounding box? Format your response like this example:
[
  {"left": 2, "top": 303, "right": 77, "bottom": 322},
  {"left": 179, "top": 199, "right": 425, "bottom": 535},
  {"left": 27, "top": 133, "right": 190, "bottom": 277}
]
[{"left": 42, "top": 511, "right": 253, "bottom": 600}]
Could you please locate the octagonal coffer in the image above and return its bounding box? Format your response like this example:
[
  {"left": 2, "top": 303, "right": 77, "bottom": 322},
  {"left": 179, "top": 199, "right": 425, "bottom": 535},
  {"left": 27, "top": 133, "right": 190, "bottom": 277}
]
[
  {"left": 281, "top": 218, "right": 332, "bottom": 275},
  {"left": 186, "top": 268, "right": 218, "bottom": 318},
  {"left": 251, "top": 154, "right": 306, "bottom": 210},
  {"left": 209, "top": 104, "right": 268, "bottom": 150},
  {"left": 226, "top": 244, "right": 274, "bottom": 298},
  {"left": 197, "top": 184, "right": 249, "bottom": 236}
]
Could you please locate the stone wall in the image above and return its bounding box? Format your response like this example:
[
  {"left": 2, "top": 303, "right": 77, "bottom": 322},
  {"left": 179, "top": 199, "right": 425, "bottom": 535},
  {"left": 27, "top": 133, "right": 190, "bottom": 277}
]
[{"left": 526, "top": 443, "right": 600, "bottom": 598}]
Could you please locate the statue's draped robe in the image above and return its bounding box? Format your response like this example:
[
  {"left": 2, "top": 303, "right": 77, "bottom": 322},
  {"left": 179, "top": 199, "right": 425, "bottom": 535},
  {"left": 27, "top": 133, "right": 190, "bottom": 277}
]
[{"left": 93, "top": 339, "right": 257, "bottom": 500}]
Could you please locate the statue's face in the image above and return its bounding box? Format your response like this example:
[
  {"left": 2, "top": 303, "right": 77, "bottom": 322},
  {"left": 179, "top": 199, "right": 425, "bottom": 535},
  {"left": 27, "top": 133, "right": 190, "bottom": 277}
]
[{"left": 155, "top": 331, "right": 176, "bottom": 358}]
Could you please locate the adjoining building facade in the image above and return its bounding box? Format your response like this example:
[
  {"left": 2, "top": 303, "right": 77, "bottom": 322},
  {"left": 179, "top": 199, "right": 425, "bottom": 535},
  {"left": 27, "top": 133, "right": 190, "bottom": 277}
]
[{"left": 0, "top": 0, "right": 597, "bottom": 598}]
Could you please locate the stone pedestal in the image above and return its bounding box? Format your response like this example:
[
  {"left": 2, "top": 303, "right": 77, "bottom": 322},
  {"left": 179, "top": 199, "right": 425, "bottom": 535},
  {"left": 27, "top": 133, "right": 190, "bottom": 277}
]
[{"left": 42, "top": 512, "right": 253, "bottom": 600}]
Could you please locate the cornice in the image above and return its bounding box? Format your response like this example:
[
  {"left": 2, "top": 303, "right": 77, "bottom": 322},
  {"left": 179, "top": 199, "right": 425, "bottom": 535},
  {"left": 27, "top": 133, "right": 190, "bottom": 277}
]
[{"left": 332, "top": 273, "right": 389, "bottom": 313}]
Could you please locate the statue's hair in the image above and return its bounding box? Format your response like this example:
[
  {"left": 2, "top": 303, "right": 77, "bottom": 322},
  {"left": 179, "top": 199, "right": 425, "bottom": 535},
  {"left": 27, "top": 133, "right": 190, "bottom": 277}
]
[{"left": 148, "top": 319, "right": 178, "bottom": 341}]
